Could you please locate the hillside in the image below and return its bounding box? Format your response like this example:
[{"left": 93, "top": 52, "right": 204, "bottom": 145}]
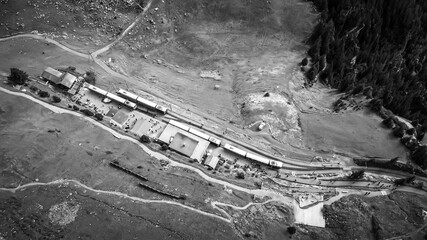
[
  {"left": 303, "top": 0, "right": 427, "bottom": 131},
  {"left": 2, "top": 0, "right": 427, "bottom": 239},
  {"left": 0, "top": 0, "right": 140, "bottom": 51},
  {"left": 298, "top": 192, "right": 427, "bottom": 240}
]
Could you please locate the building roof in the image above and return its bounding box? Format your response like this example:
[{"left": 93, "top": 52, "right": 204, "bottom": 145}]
[
  {"left": 41, "top": 67, "right": 63, "bottom": 83},
  {"left": 158, "top": 124, "right": 210, "bottom": 161},
  {"left": 130, "top": 118, "right": 146, "bottom": 137},
  {"left": 59, "top": 73, "right": 77, "bottom": 89},
  {"left": 169, "top": 132, "right": 200, "bottom": 158},
  {"left": 130, "top": 117, "right": 165, "bottom": 138},
  {"left": 204, "top": 155, "right": 220, "bottom": 169},
  {"left": 110, "top": 110, "right": 129, "bottom": 128},
  {"left": 106, "top": 108, "right": 119, "bottom": 117}
]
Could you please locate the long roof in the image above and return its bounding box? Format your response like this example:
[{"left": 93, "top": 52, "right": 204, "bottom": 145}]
[{"left": 41, "top": 67, "right": 63, "bottom": 83}]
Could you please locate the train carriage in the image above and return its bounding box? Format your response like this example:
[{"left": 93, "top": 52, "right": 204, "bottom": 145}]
[
  {"left": 223, "top": 143, "right": 247, "bottom": 157},
  {"left": 245, "top": 152, "right": 270, "bottom": 165}
]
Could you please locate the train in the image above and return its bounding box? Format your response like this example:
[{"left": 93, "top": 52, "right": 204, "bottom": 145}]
[
  {"left": 168, "top": 119, "right": 283, "bottom": 168},
  {"left": 117, "top": 89, "right": 168, "bottom": 114},
  {"left": 169, "top": 120, "right": 222, "bottom": 146},
  {"left": 223, "top": 143, "right": 284, "bottom": 168},
  {"left": 85, "top": 83, "right": 137, "bottom": 109}
]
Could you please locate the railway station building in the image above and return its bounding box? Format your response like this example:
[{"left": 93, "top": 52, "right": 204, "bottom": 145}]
[
  {"left": 130, "top": 116, "right": 166, "bottom": 139},
  {"left": 158, "top": 124, "right": 210, "bottom": 162}
]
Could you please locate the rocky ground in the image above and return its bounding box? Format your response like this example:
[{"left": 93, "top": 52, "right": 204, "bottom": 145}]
[
  {"left": 0, "top": 0, "right": 139, "bottom": 51},
  {"left": 297, "top": 192, "right": 427, "bottom": 240}
]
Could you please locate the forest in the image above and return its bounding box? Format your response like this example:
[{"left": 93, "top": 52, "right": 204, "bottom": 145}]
[{"left": 304, "top": 0, "right": 427, "bottom": 125}]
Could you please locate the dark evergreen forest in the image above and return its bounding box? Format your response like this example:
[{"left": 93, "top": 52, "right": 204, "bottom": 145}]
[{"left": 304, "top": 0, "right": 427, "bottom": 125}]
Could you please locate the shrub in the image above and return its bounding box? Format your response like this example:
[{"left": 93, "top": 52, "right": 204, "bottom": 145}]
[
  {"left": 94, "top": 113, "right": 103, "bottom": 121},
  {"left": 29, "top": 86, "right": 38, "bottom": 92},
  {"left": 287, "top": 226, "right": 297, "bottom": 235},
  {"left": 305, "top": 67, "right": 316, "bottom": 82},
  {"left": 140, "top": 135, "right": 151, "bottom": 143},
  {"left": 38, "top": 91, "right": 50, "bottom": 98},
  {"left": 393, "top": 126, "right": 405, "bottom": 138},
  {"left": 52, "top": 95, "right": 61, "bottom": 103},
  {"left": 8, "top": 68, "right": 28, "bottom": 85},
  {"left": 406, "top": 128, "right": 415, "bottom": 135},
  {"left": 382, "top": 117, "right": 395, "bottom": 128},
  {"left": 65, "top": 66, "right": 76, "bottom": 72},
  {"left": 84, "top": 71, "right": 96, "bottom": 85},
  {"left": 236, "top": 171, "right": 245, "bottom": 179},
  {"left": 400, "top": 136, "right": 411, "bottom": 144},
  {"left": 161, "top": 144, "right": 168, "bottom": 151},
  {"left": 81, "top": 109, "right": 94, "bottom": 116},
  {"left": 73, "top": 105, "right": 80, "bottom": 111},
  {"left": 300, "top": 57, "right": 308, "bottom": 66},
  {"left": 348, "top": 170, "right": 365, "bottom": 179}
]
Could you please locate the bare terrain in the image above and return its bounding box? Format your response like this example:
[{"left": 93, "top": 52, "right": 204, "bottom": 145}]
[
  {"left": 0, "top": 184, "right": 239, "bottom": 240},
  {"left": 1, "top": 0, "right": 427, "bottom": 239}
]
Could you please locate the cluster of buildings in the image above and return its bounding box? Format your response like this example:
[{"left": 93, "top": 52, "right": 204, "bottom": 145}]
[
  {"left": 41, "top": 67, "right": 82, "bottom": 94},
  {"left": 39, "top": 66, "right": 284, "bottom": 171}
]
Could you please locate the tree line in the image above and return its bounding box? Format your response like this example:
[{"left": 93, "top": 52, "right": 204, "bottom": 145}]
[{"left": 303, "top": 0, "right": 427, "bottom": 125}]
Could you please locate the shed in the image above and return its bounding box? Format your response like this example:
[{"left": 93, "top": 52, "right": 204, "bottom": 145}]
[
  {"left": 41, "top": 67, "right": 63, "bottom": 84},
  {"left": 204, "top": 155, "right": 220, "bottom": 169}
]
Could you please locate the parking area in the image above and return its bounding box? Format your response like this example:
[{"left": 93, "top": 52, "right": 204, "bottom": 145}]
[{"left": 73, "top": 87, "right": 122, "bottom": 115}]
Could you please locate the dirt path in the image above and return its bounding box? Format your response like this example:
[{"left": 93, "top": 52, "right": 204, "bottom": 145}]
[
  {"left": 0, "top": 34, "right": 89, "bottom": 59},
  {"left": 91, "top": 0, "right": 153, "bottom": 57},
  {"left": 211, "top": 199, "right": 283, "bottom": 220},
  {"left": 0, "top": 179, "right": 230, "bottom": 223}
]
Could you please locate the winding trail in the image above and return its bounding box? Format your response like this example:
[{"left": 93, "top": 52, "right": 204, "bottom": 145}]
[
  {"left": 0, "top": 179, "right": 231, "bottom": 223},
  {"left": 91, "top": 0, "right": 153, "bottom": 58},
  {"left": 211, "top": 199, "right": 284, "bottom": 220}
]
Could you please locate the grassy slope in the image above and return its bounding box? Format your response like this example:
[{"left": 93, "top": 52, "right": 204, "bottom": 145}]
[
  {"left": 0, "top": 185, "right": 239, "bottom": 240},
  {"left": 0, "top": 91, "right": 252, "bottom": 239},
  {"left": 300, "top": 109, "right": 409, "bottom": 159}
]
